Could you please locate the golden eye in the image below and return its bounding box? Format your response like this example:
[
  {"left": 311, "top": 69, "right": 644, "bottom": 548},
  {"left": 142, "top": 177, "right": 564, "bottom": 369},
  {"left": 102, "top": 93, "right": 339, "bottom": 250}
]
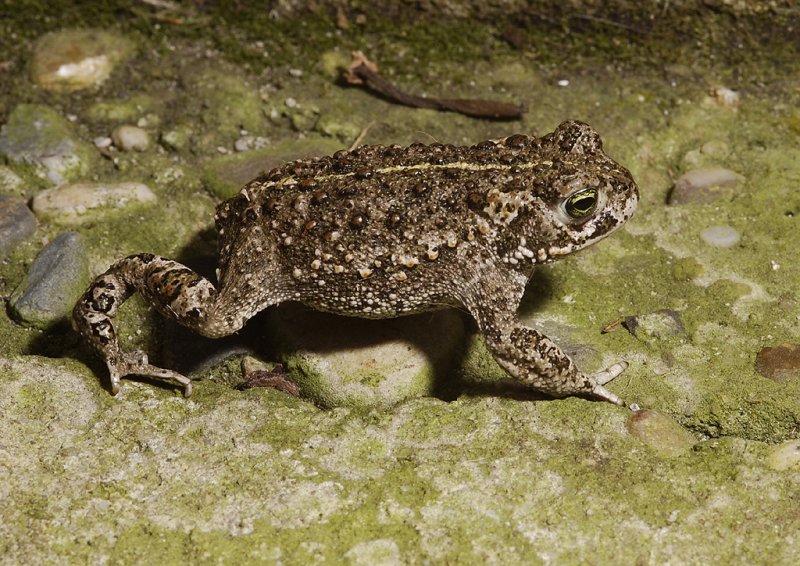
[{"left": 564, "top": 187, "right": 598, "bottom": 218}]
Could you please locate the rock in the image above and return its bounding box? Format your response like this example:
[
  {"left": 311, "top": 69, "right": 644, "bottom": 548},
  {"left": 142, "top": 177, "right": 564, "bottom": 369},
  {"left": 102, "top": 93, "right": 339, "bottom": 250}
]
[
  {"left": 93, "top": 136, "right": 112, "bottom": 149},
  {"left": 30, "top": 29, "right": 134, "bottom": 91},
  {"left": 700, "top": 225, "right": 741, "bottom": 248},
  {"left": 623, "top": 309, "right": 684, "bottom": 342},
  {"left": 0, "top": 196, "right": 37, "bottom": 255},
  {"left": 234, "top": 135, "right": 270, "bottom": 152},
  {"left": 0, "top": 104, "right": 96, "bottom": 185},
  {"left": 755, "top": 344, "right": 800, "bottom": 383},
  {"left": 668, "top": 168, "right": 743, "bottom": 205},
  {"left": 111, "top": 125, "right": 150, "bottom": 151},
  {"left": 0, "top": 166, "right": 26, "bottom": 197},
  {"left": 9, "top": 232, "right": 88, "bottom": 328},
  {"left": 708, "top": 87, "right": 740, "bottom": 109},
  {"left": 268, "top": 303, "right": 466, "bottom": 409},
  {"left": 204, "top": 137, "right": 344, "bottom": 199},
  {"left": 627, "top": 409, "right": 696, "bottom": 457},
  {"left": 31, "top": 181, "right": 157, "bottom": 223},
  {"left": 767, "top": 440, "right": 800, "bottom": 471}
]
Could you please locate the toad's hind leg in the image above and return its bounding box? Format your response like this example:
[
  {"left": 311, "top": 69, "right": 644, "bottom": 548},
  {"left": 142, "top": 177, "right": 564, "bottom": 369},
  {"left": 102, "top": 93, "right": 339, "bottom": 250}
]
[{"left": 73, "top": 253, "right": 278, "bottom": 396}]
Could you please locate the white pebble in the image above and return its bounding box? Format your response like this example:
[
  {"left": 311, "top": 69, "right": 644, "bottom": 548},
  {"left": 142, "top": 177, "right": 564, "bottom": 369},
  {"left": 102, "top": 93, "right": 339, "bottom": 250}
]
[
  {"left": 94, "top": 136, "right": 112, "bottom": 148},
  {"left": 111, "top": 125, "right": 149, "bottom": 151},
  {"left": 700, "top": 225, "right": 740, "bottom": 248}
]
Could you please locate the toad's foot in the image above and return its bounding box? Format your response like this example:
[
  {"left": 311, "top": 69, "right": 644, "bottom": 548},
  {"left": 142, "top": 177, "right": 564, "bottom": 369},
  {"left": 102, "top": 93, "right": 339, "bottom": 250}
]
[
  {"left": 587, "top": 361, "right": 628, "bottom": 407},
  {"left": 107, "top": 350, "right": 193, "bottom": 397}
]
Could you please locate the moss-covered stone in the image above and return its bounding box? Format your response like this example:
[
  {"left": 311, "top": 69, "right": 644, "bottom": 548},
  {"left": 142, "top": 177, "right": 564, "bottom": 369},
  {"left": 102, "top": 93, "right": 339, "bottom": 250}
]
[
  {"left": 9, "top": 232, "right": 89, "bottom": 328},
  {"left": 0, "top": 104, "right": 97, "bottom": 186},
  {"left": 29, "top": 28, "right": 135, "bottom": 91},
  {"left": 270, "top": 303, "right": 466, "bottom": 409},
  {"left": 85, "top": 95, "right": 161, "bottom": 123}
]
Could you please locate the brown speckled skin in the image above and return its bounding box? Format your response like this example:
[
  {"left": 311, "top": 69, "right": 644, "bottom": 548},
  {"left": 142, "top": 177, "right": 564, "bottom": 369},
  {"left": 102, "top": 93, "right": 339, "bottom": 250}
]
[{"left": 74, "top": 121, "right": 638, "bottom": 404}]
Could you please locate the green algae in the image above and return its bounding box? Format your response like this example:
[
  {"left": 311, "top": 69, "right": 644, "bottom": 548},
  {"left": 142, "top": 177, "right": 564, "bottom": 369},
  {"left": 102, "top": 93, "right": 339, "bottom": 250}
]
[
  {"left": 85, "top": 94, "right": 162, "bottom": 123},
  {"left": 2, "top": 2, "right": 800, "bottom": 564}
]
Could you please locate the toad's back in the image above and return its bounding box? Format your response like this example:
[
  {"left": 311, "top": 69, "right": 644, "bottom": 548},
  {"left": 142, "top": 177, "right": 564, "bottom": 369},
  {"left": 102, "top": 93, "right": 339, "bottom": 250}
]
[
  {"left": 215, "top": 133, "right": 565, "bottom": 314},
  {"left": 213, "top": 122, "right": 636, "bottom": 318}
]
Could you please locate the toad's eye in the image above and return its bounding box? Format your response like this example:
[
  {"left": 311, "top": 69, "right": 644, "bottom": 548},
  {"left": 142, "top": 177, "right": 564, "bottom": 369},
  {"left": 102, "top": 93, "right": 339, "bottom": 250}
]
[{"left": 563, "top": 187, "right": 598, "bottom": 218}]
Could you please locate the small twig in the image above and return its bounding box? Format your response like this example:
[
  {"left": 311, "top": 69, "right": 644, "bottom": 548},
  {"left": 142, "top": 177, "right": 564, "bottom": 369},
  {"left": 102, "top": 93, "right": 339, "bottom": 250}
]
[
  {"left": 344, "top": 51, "right": 525, "bottom": 121},
  {"left": 349, "top": 120, "right": 376, "bottom": 150}
]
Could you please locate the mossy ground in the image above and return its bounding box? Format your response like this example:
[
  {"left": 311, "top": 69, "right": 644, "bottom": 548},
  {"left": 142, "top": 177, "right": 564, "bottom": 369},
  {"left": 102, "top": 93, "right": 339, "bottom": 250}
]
[{"left": 1, "top": 2, "right": 799, "bottom": 564}]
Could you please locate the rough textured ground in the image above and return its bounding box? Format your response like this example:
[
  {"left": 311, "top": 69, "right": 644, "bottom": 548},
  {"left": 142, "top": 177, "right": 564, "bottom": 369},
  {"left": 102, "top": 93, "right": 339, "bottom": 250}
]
[{"left": 1, "top": 2, "right": 799, "bottom": 564}]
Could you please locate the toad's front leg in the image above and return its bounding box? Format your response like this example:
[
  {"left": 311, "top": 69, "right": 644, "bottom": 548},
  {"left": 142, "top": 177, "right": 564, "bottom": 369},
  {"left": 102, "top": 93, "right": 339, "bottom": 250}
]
[
  {"left": 459, "top": 270, "right": 629, "bottom": 407},
  {"left": 486, "top": 321, "right": 628, "bottom": 406},
  {"left": 73, "top": 253, "right": 260, "bottom": 396}
]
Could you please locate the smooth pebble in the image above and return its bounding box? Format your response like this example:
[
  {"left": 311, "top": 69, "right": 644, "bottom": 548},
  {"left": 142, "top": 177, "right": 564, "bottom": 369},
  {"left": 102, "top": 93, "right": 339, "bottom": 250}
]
[
  {"left": 669, "top": 167, "right": 743, "bottom": 204},
  {"left": 701, "top": 225, "right": 740, "bottom": 248},
  {"left": 111, "top": 125, "right": 150, "bottom": 151},
  {"left": 32, "top": 181, "right": 156, "bottom": 222}
]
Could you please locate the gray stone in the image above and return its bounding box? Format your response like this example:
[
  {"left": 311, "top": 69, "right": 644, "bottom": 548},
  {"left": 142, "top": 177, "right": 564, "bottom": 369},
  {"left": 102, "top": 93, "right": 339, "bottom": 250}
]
[
  {"left": 700, "top": 225, "right": 741, "bottom": 248},
  {"left": 668, "top": 167, "right": 743, "bottom": 204},
  {"left": 268, "top": 303, "right": 466, "bottom": 409},
  {"left": 111, "top": 125, "right": 150, "bottom": 152},
  {"left": 0, "top": 196, "right": 37, "bottom": 255},
  {"left": 0, "top": 104, "right": 96, "bottom": 185},
  {"left": 30, "top": 29, "right": 135, "bottom": 92},
  {"left": 9, "top": 232, "right": 89, "bottom": 328},
  {"left": 31, "top": 181, "right": 156, "bottom": 223}
]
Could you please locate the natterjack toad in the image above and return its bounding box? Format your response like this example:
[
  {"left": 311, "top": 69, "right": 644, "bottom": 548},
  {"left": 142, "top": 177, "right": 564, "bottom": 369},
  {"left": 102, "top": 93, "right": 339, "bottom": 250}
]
[{"left": 73, "top": 121, "right": 639, "bottom": 405}]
